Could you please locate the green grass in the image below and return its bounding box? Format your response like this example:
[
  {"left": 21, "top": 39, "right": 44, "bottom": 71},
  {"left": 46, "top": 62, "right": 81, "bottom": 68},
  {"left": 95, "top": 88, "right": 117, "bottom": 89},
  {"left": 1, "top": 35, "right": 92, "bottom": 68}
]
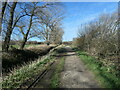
[
  {"left": 77, "top": 51, "right": 120, "bottom": 88},
  {"left": 0, "top": 45, "right": 2, "bottom": 51},
  {"left": 11, "top": 45, "right": 20, "bottom": 48},
  {"left": 2, "top": 56, "right": 54, "bottom": 88},
  {"left": 50, "top": 57, "right": 65, "bottom": 88}
]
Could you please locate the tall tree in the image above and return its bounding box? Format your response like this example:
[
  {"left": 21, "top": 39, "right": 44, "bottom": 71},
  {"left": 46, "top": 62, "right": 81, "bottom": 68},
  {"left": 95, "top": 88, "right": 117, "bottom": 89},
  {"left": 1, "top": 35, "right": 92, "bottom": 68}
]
[
  {"left": 2, "top": 2, "right": 17, "bottom": 51},
  {"left": 37, "top": 6, "right": 64, "bottom": 45},
  {"left": 1, "top": 1, "right": 7, "bottom": 21},
  {"left": 19, "top": 2, "right": 58, "bottom": 49}
]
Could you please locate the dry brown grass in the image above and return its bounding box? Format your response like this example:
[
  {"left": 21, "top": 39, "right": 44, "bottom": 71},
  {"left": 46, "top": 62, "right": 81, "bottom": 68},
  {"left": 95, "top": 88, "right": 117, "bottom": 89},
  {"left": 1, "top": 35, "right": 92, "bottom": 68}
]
[{"left": 2, "top": 44, "right": 57, "bottom": 73}]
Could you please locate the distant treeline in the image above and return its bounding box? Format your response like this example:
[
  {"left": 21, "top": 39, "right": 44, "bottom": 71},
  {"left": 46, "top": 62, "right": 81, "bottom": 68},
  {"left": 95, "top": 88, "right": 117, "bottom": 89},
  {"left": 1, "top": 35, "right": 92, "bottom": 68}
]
[
  {"left": 62, "top": 41, "right": 72, "bottom": 45},
  {"left": 3, "top": 41, "right": 73, "bottom": 45},
  {"left": 8, "top": 41, "right": 44, "bottom": 45}
]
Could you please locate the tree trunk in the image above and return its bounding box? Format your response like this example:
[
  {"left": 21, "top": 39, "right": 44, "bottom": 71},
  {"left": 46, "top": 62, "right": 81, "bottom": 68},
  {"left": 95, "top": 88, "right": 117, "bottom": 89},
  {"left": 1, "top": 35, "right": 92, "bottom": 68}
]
[
  {"left": 20, "top": 15, "right": 33, "bottom": 49},
  {"left": 1, "top": 2, "right": 7, "bottom": 34},
  {"left": 2, "top": 2, "right": 7, "bottom": 20},
  {"left": 2, "top": 2, "right": 17, "bottom": 52},
  {"left": 20, "top": 35, "right": 27, "bottom": 49}
]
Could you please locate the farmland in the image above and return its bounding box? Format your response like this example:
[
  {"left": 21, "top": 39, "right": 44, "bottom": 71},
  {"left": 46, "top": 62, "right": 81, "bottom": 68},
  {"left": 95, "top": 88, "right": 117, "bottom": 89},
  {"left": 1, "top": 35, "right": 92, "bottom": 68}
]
[{"left": 1, "top": 1, "right": 119, "bottom": 89}]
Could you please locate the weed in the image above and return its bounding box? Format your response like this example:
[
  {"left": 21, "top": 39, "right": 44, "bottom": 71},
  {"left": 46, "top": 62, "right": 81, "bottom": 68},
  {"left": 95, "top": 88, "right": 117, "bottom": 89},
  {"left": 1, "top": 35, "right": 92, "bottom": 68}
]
[
  {"left": 2, "top": 56, "right": 54, "bottom": 88},
  {"left": 50, "top": 57, "right": 65, "bottom": 88},
  {"left": 77, "top": 51, "right": 120, "bottom": 88}
]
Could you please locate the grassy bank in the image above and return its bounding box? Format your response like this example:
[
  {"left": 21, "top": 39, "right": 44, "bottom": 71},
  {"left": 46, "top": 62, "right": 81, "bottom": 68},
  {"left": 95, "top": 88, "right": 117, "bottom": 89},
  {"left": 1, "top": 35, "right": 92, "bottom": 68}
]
[
  {"left": 2, "top": 55, "right": 55, "bottom": 88},
  {"left": 77, "top": 51, "right": 120, "bottom": 88},
  {"left": 50, "top": 57, "right": 65, "bottom": 88},
  {"left": 50, "top": 46, "right": 66, "bottom": 88},
  {"left": 2, "top": 45, "right": 55, "bottom": 73}
]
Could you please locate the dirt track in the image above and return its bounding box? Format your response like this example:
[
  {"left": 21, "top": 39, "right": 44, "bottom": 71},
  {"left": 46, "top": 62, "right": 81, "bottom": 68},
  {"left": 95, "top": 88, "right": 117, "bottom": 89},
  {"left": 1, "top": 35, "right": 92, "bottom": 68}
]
[
  {"left": 60, "top": 46, "right": 100, "bottom": 88},
  {"left": 24, "top": 46, "right": 100, "bottom": 88}
]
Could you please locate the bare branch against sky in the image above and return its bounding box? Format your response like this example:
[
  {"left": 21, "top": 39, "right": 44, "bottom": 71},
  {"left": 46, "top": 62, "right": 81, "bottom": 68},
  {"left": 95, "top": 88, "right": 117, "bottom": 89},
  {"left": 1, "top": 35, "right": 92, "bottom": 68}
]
[{"left": 1, "top": 0, "right": 120, "bottom": 2}]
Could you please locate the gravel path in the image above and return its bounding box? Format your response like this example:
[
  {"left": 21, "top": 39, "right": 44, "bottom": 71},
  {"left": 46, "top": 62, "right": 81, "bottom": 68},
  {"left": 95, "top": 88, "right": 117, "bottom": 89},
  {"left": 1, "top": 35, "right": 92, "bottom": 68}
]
[{"left": 60, "top": 46, "right": 100, "bottom": 88}]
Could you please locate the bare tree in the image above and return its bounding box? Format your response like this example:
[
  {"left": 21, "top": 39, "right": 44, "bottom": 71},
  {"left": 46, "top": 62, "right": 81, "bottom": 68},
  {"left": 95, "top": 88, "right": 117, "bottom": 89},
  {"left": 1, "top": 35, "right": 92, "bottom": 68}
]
[
  {"left": 2, "top": 2, "right": 17, "bottom": 51},
  {"left": 37, "top": 5, "right": 64, "bottom": 45},
  {"left": 2, "top": 2, "right": 64, "bottom": 50},
  {"left": 1, "top": 1, "right": 7, "bottom": 21},
  {"left": 50, "top": 24, "right": 64, "bottom": 44},
  {"left": 76, "top": 12, "right": 118, "bottom": 67},
  {"left": 2, "top": 2, "right": 29, "bottom": 51},
  {"left": 15, "top": 2, "right": 61, "bottom": 49}
]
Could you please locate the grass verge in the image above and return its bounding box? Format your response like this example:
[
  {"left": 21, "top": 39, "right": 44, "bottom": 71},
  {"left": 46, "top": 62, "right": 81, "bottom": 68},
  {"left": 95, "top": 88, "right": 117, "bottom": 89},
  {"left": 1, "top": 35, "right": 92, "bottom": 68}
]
[
  {"left": 77, "top": 51, "right": 120, "bottom": 88},
  {"left": 2, "top": 55, "right": 55, "bottom": 88},
  {"left": 3, "top": 45, "right": 55, "bottom": 73},
  {"left": 50, "top": 57, "right": 65, "bottom": 88}
]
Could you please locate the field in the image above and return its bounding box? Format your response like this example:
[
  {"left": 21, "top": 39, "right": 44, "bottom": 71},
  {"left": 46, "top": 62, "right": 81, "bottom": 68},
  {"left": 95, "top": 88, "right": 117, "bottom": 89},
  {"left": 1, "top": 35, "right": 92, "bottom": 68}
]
[
  {"left": 1, "top": 1, "right": 119, "bottom": 89},
  {"left": 11, "top": 44, "right": 44, "bottom": 49}
]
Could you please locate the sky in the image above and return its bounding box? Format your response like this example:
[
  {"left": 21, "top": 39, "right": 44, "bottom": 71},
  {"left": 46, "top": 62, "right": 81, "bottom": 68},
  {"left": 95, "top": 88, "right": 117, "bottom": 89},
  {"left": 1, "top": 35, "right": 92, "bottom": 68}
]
[
  {"left": 61, "top": 2, "right": 118, "bottom": 41},
  {"left": 21, "top": 2, "right": 118, "bottom": 42},
  {"left": 29, "top": 2, "right": 118, "bottom": 42}
]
